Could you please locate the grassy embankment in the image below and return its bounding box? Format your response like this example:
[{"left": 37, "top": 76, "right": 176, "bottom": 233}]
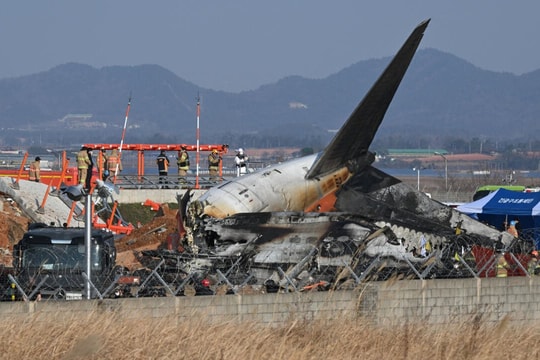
[{"left": 2, "top": 311, "right": 538, "bottom": 359}]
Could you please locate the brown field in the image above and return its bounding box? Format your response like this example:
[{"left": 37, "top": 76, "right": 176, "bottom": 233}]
[
  {"left": 405, "top": 176, "right": 479, "bottom": 203},
  {"left": 1, "top": 311, "right": 539, "bottom": 359},
  {"left": 398, "top": 173, "right": 539, "bottom": 203}
]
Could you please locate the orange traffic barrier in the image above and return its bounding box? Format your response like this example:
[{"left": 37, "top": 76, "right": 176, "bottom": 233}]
[
  {"left": 142, "top": 199, "right": 162, "bottom": 211},
  {"left": 10, "top": 152, "right": 29, "bottom": 190}
]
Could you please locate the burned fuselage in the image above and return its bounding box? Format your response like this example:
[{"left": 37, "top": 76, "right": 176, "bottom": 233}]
[{"left": 179, "top": 198, "right": 521, "bottom": 290}]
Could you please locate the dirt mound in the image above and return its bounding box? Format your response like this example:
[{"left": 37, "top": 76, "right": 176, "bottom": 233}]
[
  {"left": 114, "top": 203, "right": 180, "bottom": 269},
  {"left": 115, "top": 203, "right": 178, "bottom": 252},
  {"left": 0, "top": 194, "right": 31, "bottom": 266}
]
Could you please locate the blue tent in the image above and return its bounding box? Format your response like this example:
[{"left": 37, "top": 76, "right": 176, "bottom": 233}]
[{"left": 457, "top": 188, "right": 540, "bottom": 246}]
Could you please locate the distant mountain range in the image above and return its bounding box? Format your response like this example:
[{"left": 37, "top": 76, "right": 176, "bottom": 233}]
[{"left": 1, "top": 48, "right": 539, "bottom": 150}]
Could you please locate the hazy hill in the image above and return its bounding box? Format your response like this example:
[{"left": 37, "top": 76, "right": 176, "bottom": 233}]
[{"left": 0, "top": 48, "right": 539, "bottom": 149}]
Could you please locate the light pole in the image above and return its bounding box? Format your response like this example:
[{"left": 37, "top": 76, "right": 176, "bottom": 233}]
[
  {"left": 62, "top": 184, "right": 92, "bottom": 299},
  {"left": 434, "top": 152, "right": 448, "bottom": 191},
  {"left": 413, "top": 167, "right": 421, "bottom": 191}
]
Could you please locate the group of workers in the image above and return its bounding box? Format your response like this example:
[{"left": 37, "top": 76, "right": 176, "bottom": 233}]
[
  {"left": 76, "top": 146, "right": 123, "bottom": 190},
  {"left": 28, "top": 148, "right": 121, "bottom": 188},
  {"left": 71, "top": 145, "right": 248, "bottom": 189},
  {"left": 156, "top": 147, "right": 249, "bottom": 184}
]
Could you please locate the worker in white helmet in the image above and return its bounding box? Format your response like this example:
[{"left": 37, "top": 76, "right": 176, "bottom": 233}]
[{"left": 234, "top": 148, "right": 249, "bottom": 177}]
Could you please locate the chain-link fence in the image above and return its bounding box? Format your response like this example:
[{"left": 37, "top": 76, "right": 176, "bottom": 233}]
[{"left": 2, "top": 230, "right": 538, "bottom": 302}]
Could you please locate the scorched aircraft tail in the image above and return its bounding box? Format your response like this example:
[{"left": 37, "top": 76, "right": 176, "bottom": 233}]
[{"left": 188, "top": 19, "right": 431, "bottom": 219}]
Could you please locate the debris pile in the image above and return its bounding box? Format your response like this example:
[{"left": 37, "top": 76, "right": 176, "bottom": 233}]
[
  {"left": 0, "top": 195, "right": 30, "bottom": 266},
  {"left": 115, "top": 203, "right": 178, "bottom": 270},
  {"left": 0, "top": 186, "right": 178, "bottom": 270}
]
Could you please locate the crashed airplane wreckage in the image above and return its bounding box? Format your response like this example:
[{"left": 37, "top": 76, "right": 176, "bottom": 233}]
[{"left": 136, "top": 19, "right": 534, "bottom": 293}]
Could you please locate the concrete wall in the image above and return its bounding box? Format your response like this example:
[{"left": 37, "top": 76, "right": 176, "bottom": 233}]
[
  {"left": 2, "top": 277, "right": 540, "bottom": 325},
  {"left": 360, "top": 277, "right": 540, "bottom": 325},
  {"left": 116, "top": 189, "right": 205, "bottom": 204}
]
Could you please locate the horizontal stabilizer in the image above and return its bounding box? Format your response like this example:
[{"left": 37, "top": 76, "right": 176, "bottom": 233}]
[{"left": 306, "top": 19, "right": 430, "bottom": 179}]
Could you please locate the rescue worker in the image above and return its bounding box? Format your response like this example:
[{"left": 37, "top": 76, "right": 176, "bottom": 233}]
[
  {"left": 208, "top": 149, "right": 221, "bottom": 182},
  {"left": 85, "top": 148, "right": 94, "bottom": 191},
  {"left": 455, "top": 220, "right": 463, "bottom": 235},
  {"left": 234, "top": 148, "right": 249, "bottom": 177},
  {"left": 28, "top": 156, "right": 41, "bottom": 182},
  {"left": 100, "top": 149, "right": 109, "bottom": 181},
  {"left": 420, "top": 235, "right": 431, "bottom": 257},
  {"left": 512, "top": 218, "right": 522, "bottom": 234},
  {"left": 496, "top": 253, "right": 508, "bottom": 277},
  {"left": 176, "top": 146, "right": 190, "bottom": 184},
  {"left": 452, "top": 251, "right": 461, "bottom": 270},
  {"left": 77, "top": 146, "right": 92, "bottom": 189},
  {"left": 156, "top": 150, "right": 170, "bottom": 186},
  {"left": 107, "top": 148, "right": 123, "bottom": 180},
  {"left": 507, "top": 220, "right": 519, "bottom": 238},
  {"left": 528, "top": 250, "right": 539, "bottom": 276}
]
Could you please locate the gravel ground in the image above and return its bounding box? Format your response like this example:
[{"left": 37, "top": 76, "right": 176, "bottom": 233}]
[{"left": 0, "top": 177, "right": 85, "bottom": 227}]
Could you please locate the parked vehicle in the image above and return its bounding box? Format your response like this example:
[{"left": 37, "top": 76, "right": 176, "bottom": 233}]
[
  {"left": 2, "top": 223, "right": 213, "bottom": 301},
  {"left": 472, "top": 185, "right": 526, "bottom": 201},
  {"left": 10, "top": 223, "right": 117, "bottom": 300}
]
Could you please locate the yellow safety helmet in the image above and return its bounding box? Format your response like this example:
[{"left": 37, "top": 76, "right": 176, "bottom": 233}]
[{"left": 212, "top": 149, "right": 218, "bottom": 154}]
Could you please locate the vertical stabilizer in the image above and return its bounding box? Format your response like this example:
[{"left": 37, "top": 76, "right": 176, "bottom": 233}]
[{"left": 306, "top": 19, "right": 430, "bottom": 179}]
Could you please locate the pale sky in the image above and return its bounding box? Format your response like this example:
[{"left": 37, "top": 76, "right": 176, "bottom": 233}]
[{"left": 1, "top": 1, "right": 539, "bottom": 92}]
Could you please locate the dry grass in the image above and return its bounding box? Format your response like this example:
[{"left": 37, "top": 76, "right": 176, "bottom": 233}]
[{"left": 1, "top": 311, "right": 539, "bottom": 359}]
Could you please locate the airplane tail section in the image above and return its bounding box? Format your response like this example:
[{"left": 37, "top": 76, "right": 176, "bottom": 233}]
[{"left": 306, "top": 19, "right": 430, "bottom": 179}]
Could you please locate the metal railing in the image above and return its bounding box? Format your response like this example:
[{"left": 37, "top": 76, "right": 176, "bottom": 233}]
[{"left": 112, "top": 172, "right": 243, "bottom": 190}]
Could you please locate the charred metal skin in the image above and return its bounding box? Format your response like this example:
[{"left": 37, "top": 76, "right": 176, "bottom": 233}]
[
  {"left": 174, "top": 209, "right": 519, "bottom": 289},
  {"left": 335, "top": 174, "right": 515, "bottom": 245},
  {"left": 190, "top": 157, "right": 353, "bottom": 220}
]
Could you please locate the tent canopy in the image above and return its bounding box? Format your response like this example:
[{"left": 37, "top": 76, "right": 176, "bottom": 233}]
[{"left": 457, "top": 188, "right": 540, "bottom": 235}]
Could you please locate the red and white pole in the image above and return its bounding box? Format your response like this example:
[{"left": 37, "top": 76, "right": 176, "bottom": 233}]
[
  {"left": 115, "top": 95, "right": 131, "bottom": 183},
  {"left": 195, "top": 93, "right": 201, "bottom": 189}
]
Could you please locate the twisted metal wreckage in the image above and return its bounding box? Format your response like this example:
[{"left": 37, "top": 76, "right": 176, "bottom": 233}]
[
  {"left": 132, "top": 18, "right": 535, "bottom": 295},
  {"left": 5, "top": 19, "right": 537, "bottom": 301}
]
